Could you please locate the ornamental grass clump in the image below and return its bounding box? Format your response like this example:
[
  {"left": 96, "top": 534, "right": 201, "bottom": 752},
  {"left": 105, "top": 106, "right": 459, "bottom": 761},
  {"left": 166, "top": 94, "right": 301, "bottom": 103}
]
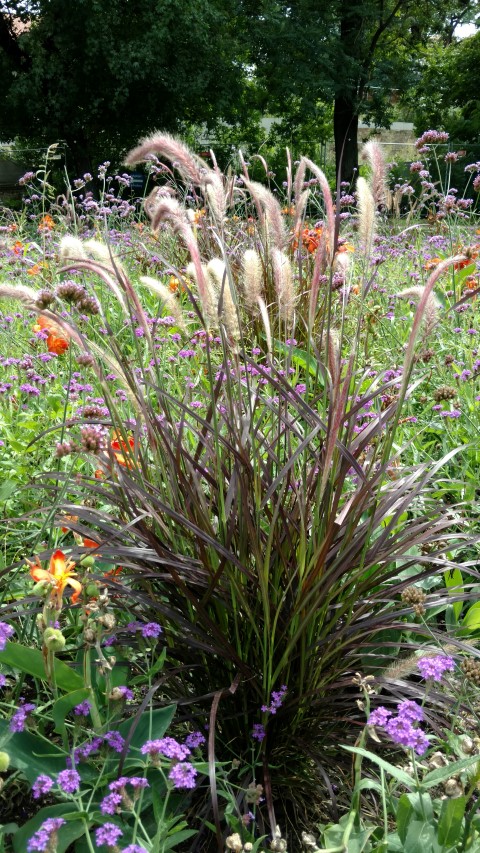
[{"left": 2, "top": 134, "right": 478, "bottom": 841}]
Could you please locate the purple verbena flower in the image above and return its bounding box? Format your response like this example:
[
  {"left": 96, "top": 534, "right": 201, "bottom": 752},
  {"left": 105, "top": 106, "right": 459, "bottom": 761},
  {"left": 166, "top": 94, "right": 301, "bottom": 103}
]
[
  {"left": 140, "top": 622, "right": 162, "bottom": 639},
  {"left": 121, "top": 846, "right": 149, "bottom": 853},
  {"left": 104, "top": 730, "right": 126, "bottom": 752},
  {"left": 27, "top": 818, "right": 66, "bottom": 852},
  {"left": 168, "top": 761, "right": 197, "bottom": 789},
  {"left": 32, "top": 774, "right": 54, "bottom": 798},
  {"left": 185, "top": 730, "right": 206, "bottom": 749},
  {"left": 0, "top": 674, "right": 6, "bottom": 688},
  {"left": 73, "top": 700, "right": 91, "bottom": 716},
  {"left": 95, "top": 823, "right": 123, "bottom": 847},
  {"left": 10, "top": 700, "right": 35, "bottom": 732},
  {"left": 417, "top": 655, "right": 455, "bottom": 681},
  {"left": 0, "top": 621, "right": 14, "bottom": 650},
  {"left": 397, "top": 700, "right": 424, "bottom": 723},
  {"left": 57, "top": 768, "right": 81, "bottom": 793},
  {"left": 100, "top": 791, "right": 122, "bottom": 815},
  {"left": 252, "top": 723, "right": 266, "bottom": 742},
  {"left": 368, "top": 707, "right": 392, "bottom": 727},
  {"left": 140, "top": 737, "right": 190, "bottom": 761}
]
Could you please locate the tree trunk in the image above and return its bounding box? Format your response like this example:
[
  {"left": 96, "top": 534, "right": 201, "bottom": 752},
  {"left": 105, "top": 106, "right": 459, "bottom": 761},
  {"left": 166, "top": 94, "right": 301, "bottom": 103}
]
[{"left": 333, "top": 95, "right": 359, "bottom": 187}]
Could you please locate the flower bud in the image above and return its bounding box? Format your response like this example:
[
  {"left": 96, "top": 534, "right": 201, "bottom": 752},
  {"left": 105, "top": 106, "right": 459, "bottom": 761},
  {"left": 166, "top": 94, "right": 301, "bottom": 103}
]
[
  {"left": 83, "top": 628, "right": 96, "bottom": 643},
  {"left": 43, "top": 627, "right": 66, "bottom": 652},
  {"left": 85, "top": 582, "right": 100, "bottom": 598},
  {"left": 0, "top": 752, "right": 10, "bottom": 772},
  {"left": 32, "top": 580, "right": 51, "bottom": 596}
]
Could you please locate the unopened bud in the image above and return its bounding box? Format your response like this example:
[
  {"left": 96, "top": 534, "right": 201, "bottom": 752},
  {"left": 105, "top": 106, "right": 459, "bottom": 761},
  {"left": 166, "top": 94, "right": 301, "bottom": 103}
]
[
  {"left": 79, "top": 555, "right": 95, "bottom": 568},
  {"left": 0, "top": 752, "right": 10, "bottom": 772},
  {"left": 43, "top": 627, "right": 66, "bottom": 652},
  {"left": 85, "top": 582, "right": 100, "bottom": 599},
  {"left": 32, "top": 580, "right": 51, "bottom": 596}
]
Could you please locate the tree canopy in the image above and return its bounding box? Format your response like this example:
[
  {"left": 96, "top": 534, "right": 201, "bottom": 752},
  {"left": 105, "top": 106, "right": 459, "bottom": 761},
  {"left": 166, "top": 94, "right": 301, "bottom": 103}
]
[{"left": 0, "top": 0, "right": 250, "bottom": 171}]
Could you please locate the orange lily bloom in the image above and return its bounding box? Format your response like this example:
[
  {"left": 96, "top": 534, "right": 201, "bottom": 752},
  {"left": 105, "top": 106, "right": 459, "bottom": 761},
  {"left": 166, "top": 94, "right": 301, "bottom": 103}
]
[
  {"left": 38, "top": 214, "right": 55, "bottom": 232},
  {"left": 424, "top": 257, "right": 441, "bottom": 270},
  {"left": 12, "top": 240, "right": 24, "bottom": 256},
  {"left": 27, "top": 261, "right": 48, "bottom": 276},
  {"left": 46, "top": 334, "right": 69, "bottom": 355},
  {"left": 28, "top": 549, "right": 82, "bottom": 607},
  {"left": 111, "top": 432, "right": 135, "bottom": 467}
]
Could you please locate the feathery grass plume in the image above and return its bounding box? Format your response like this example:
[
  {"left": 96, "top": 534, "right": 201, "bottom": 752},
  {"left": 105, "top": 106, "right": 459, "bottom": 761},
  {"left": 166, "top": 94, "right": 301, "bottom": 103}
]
[
  {"left": 398, "top": 286, "right": 440, "bottom": 341},
  {"left": 271, "top": 249, "right": 295, "bottom": 325},
  {"left": 298, "top": 158, "right": 336, "bottom": 262},
  {"left": 146, "top": 196, "right": 210, "bottom": 319},
  {"left": 0, "top": 283, "right": 38, "bottom": 309},
  {"left": 186, "top": 261, "right": 215, "bottom": 326},
  {"left": 356, "top": 176, "right": 375, "bottom": 257},
  {"left": 257, "top": 295, "right": 272, "bottom": 356},
  {"left": 205, "top": 172, "right": 227, "bottom": 224},
  {"left": 59, "top": 235, "right": 87, "bottom": 264},
  {"left": 362, "top": 139, "right": 387, "bottom": 209},
  {"left": 125, "top": 131, "right": 206, "bottom": 187},
  {"left": 243, "top": 179, "right": 287, "bottom": 250},
  {"left": 242, "top": 249, "right": 264, "bottom": 313},
  {"left": 206, "top": 258, "right": 240, "bottom": 348},
  {"left": 138, "top": 276, "right": 185, "bottom": 329},
  {"left": 125, "top": 132, "right": 226, "bottom": 222}
]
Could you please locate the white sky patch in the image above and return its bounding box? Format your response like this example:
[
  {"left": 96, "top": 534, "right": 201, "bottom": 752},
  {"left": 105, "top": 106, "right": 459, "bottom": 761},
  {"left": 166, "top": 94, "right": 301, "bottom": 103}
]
[{"left": 455, "top": 22, "right": 477, "bottom": 39}]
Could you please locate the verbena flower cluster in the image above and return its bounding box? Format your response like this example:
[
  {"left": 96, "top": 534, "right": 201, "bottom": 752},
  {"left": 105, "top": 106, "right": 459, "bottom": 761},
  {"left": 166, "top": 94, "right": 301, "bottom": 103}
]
[
  {"left": 417, "top": 655, "right": 455, "bottom": 681},
  {"left": 368, "top": 699, "right": 429, "bottom": 755}
]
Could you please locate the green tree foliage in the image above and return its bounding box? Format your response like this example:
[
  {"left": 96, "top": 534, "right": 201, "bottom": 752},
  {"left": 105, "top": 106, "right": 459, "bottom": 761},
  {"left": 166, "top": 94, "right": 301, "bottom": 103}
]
[
  {"left": 247, "top": 0, "right": 477, "bottom": 183},
  {"left": 410, "top": 31, "right": 480, "bottom": 144},
  {"left": 0, "top": 0, "right": 250, "bottom": 171}
]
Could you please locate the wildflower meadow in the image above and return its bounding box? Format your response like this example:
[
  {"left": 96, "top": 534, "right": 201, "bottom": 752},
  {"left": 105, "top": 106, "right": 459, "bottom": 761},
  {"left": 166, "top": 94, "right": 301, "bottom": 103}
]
[{"left": 2, "top": 131, "right": 480, "bottom": 852}]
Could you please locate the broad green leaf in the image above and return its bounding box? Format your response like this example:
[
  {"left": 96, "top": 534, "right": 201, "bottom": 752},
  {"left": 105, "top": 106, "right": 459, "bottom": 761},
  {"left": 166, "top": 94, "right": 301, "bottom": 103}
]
[
  {"left": 118, "top": 704, "right": 176, "bottom": 752},
  {"left": 0, "top": 481, "right": 17, "bottom": 502},
  {"left": 423, "top": 754, "right": 480, "bottom": 788},
  {"left": 462, "top": 602, "right": 480, "bottom": 631},
  {"left": 0, "top": 721, "right": 65, "bottom": 782},
  {"left": 404, "top": 819, "right": 440, "bottom": 853},
  {"left": 444, "top": 568, "right": 463, "bottom": 620},
  {"left": 163, "top": 829, "right": 197, "bottom": 850},
  {"left": 13, "top": 805, "right": 85, "bottom": 853},
  {"left": 396, "top": 793, "right": 415, "bottom": 844},
  {"left": 437, "top": 796, "right": 467, "bottom": 846},
  {"left": 0, "top": 642, "right": 84, "bottom": 693},
  {"left": 342, "top": 746, "right": 415, "bottom": 787},
  {"left": 52, "top": 688, "right": 92, "bottom": 737}
]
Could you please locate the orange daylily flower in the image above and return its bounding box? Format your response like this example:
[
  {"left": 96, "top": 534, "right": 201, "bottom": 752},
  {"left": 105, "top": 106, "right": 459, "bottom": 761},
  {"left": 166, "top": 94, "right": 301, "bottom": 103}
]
[
  {"left": 46, "top": 334, "right": 69, "bottom": 355},
  {"left": 337, "top": 242, "right": 355, "bottom": 253},
  {"left": 27, "top": 549, "right": 81, "bottom": 607},
  {"left": 27, "top": 261, "right": 48, "bottom": 276},
  {"left": 193, "top": 208, "right": 206, "bottom": 224},
  {"left": 168, "top": 276, "right": 180, "bottom": 293},
  {"left": 12, "top": 240, "right": 24, "bottom": 256},
  {"left": 83, "top": 537, "right": 100, "bottom": 550},
  {"left": 38, "top": 213, "right": 55, "bottom": 232},
  {"left": 464, "top": 275, "right": 478, "bottom": 290},
  {"left": 94, "top": 469, "right": 104, "bottom": 479},
  {"left": 424, "top": 257, "right": 441, "bottom": 270},
  {"left": 111, "top": 432, "right": 135, "bottom": 467}
]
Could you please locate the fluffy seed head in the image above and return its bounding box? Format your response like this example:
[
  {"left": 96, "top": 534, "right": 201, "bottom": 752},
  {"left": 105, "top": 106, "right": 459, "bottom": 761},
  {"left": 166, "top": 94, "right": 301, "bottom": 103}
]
[
  {"left": 271, "top": 249, "right": 295, "bottom": 326},
  {"left": 356, "top": 177, "right": 375, "bottom": 256},
  {"left": 242, "top": 249, "right": 264, "bottom": 313}
]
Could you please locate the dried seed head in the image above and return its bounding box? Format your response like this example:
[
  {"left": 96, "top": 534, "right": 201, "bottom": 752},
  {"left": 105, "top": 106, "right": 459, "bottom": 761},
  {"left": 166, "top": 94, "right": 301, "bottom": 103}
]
[
  {"left": 434, "top": 385, "right": 457, "bottom": 402},
  {"left": 461, "top": 657, "right": 480, "bottom": 685}
]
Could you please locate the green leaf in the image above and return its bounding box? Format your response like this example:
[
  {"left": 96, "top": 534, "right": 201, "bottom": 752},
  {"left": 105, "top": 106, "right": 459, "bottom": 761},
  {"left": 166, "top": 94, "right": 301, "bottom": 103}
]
[
  {"left": 13, "top": 805, "right": 85, "bottom": 853},
  {"left": 396, "top": 793, "right": 415, "bottom": 844},
  {"left": 52, "top": 688, "right": 92, "bottom": 737},
  {"left": 0, "top": 642, "right": 84, "bottom": 693},
  {"left": 423, "top": 755, "right": 480, "bottom": 788},
  {"left": 444, "top": 567, "right": 463, "bottom": 620},
  {"left": 163, "top": 829, "right": 197, "bottom": 849},
  {"left": 0, "top": 481, "right": 17, "bottom": 502},
  {"left": 403, "top": 820, "right": 440, "bottom": 853},
  {"left": 437, "top": 796, "right": 467, "bottom": 847},
  {"left": 118, "top": 704, "right": 176, "bottom": 752},
  {"left": 0, "top": 721, "right": 66, "bottom": 782},
  {"left": 462, "top": 601, "right": 480, "bottom": 631},
  {"left": 342, "top": 746, "right": 415, "bottom": 787}
]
